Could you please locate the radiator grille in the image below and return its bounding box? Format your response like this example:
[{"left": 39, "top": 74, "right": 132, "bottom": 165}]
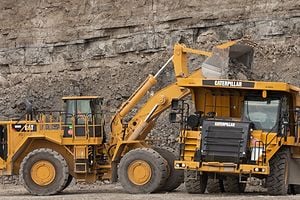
[{"left": 201, "top": 120, "right": 251, "bottom": 163}]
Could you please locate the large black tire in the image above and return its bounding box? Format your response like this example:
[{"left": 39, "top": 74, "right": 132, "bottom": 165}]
[
  {"left": 266, "top": 147, "right": 290, "bottom": 195},
  {"left": 291, "top": 185, "right": 300, "bottom": 194},
  {"left": 206, "top": 178, "right": 225, "bottom": 193},
  {"left": 223, "top": 176, "right": 246, "bottom": 193},
  {"left": 60, "top": 175, "right": 73, "bottom": 192},
  {"left": 185, "top": 170, "right": 208, "bottom": 194},
  {"left": 154, "top": 147, "right": 184, "bottom": 192},
  {"left": 19, "top": 148, "right": 69, "bottom": 196},
  {"left": 118, "top": 148, "right": 168, "bottom": 194}
]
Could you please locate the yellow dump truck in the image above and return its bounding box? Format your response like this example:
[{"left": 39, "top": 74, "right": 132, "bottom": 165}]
[{"left": 171, "top": 45, "right": 300, "bottom": 195}]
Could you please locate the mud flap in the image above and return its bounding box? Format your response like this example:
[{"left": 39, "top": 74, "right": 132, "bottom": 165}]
[{"left": 111, "top": 161, "right": 118, "bottom": 183}]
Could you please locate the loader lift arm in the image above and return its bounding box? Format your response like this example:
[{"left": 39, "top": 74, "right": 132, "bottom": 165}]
[
  {"left": 108, "top": 56, "right": 192, "bottom": 161},
  {"left": 109, "top": 40, "right": 253, "bottom": 148},
  {"left": 108, "top": 40, "right": 254, "bottom": 183}
]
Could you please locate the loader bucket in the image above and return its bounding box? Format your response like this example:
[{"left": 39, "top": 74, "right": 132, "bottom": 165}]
[{"left": 201, "top": 40, "right": 254, "bottom": 79}]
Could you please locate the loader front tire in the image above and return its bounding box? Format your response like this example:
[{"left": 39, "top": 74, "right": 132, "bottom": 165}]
[
  {"left": 60, "top": 175, "right": 73, "bottom": 192},
  {"left": 184, "top": 170, "right": 207, "bottom": 194},
  {"left": 154, "top": 147, "right": 184, "bottom": 192},
  {"left": 266, "top": 147, "right": 290, "bottom": 195},
  {"left": 20, "top": 148, "right": 69, "bottom": 196},
  {"left": 118, "top": 148, "right": 168, "bottom": 194}
]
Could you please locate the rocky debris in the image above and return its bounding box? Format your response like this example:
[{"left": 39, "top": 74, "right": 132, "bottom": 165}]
[
  {"left": 228, "top": 59, "right": 264, "bottom": 81},
  {"left": 0, "top": 0, "right": 299, "bottom": 185},
  {"left": 0, "top": 74, "right": 9, "bottom": 88},
  {"left": 0, "top": 176, "right": 19, "bottom": 185}
]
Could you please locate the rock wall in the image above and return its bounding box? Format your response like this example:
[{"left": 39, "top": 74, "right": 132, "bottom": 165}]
[{"left": 0, "top": 0, "right": 299, "bottom": 145}]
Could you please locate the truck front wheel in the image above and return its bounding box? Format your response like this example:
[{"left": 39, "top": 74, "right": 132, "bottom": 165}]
[
  {"left": 223, "top": 176, "right": 246, "bottom": 193},
  {"left": 184, "top": 170, "right": 207, "bottom": 194},
  {"left": 266, "top": 147, "right": 290, "bottom": 195},
  {"left": 206, "top": 178, "right": 225, "bottom": 193}
]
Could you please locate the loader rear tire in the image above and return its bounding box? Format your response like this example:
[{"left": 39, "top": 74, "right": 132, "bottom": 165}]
[
  {"left": 118, "top": 148, "right": 168, "bottom": 194},
  {"left": 266, "top": 147, "right": 290, "bottom": 195},
  {"left": 206, "top": 178, "right": 225, "bottom": 193},
  {"left": 154, "top": 147, "right": 184, "bottom": 192},
  {"left": 184, "top": 170, "right": 207, "bottom": 194},
  {"left": 19, "top": 148, "right": 69, "bottom": 196},
  {"left": 223, "top": 176, "right": 246, "bottom": 193}
]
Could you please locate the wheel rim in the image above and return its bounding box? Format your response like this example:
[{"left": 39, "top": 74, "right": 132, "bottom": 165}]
[
  {"left": 31, "top": 160, "right": 56, "bottom": 186},
  {"left": 127, "top": 160, "right": 152, "bottom": 185}
]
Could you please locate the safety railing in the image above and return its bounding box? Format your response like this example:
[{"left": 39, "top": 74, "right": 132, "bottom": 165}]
[{"left": 31, "top": 111, "right": 104, "bottom": 139}]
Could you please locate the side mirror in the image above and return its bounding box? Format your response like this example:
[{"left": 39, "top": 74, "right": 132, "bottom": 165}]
[
  {"left": 169, "top": 112, "right": 178, "bottom": 123},
  {"left": 280, "top": 116, "right": 289, "bottom": 137},
  {"left": 171, "top": 99, "right": 180, "bottom": 110},
  {"left": 206, "top": 112, "right": 216, "bottom": 118},
  {"left": 95, "top": 98, "right": 103, "bottom": 106},
  {"left": 296, "top": 108, "right": 300, "bottom": 116},
  {"left": 187, "top": 114, "right": 200, "bottom": 129}
]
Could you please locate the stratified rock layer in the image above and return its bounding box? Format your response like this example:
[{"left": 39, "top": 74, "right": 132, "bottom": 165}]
[{"left": 0, "top": 0, "right": 299, "bottom": 147}]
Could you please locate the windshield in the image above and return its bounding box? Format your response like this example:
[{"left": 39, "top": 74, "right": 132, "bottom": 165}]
[
  {"left": 243, "top": 99, "right": 280, "bottom": 131},
  {"left": 65, "top": 100, "right": 92, "bottom": 124},
  {"left": 77, "top": 100, "right": 92, "bottom": 115}
]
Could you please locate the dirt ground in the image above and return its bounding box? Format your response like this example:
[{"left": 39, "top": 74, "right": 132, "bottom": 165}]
[{"left": 0, "top": 183, "right": 299, "bottom": 200}]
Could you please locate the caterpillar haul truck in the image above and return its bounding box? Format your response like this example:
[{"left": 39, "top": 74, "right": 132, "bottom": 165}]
[
  {"left": 171, "top": 50, "right": 300, "bottom": 195},
  {"left": 0, "top": 40, "right": 258, "bottom": 195}
]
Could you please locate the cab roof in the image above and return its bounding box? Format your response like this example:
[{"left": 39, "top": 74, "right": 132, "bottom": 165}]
[
  {"left": 201, "top": 79, "right": 300, "bottom": 93},
  {"left": 177, "top": 77, "right": 300, "bottom": 94},
  {"left": 62, "top": 96, "right": 101, "bottom": 100}
]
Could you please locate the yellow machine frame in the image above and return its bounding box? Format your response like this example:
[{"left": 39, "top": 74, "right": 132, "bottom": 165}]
[
  {"left": 174, "top": 82, "right": 300, "bottom": 174},
  {"left": 1, "top": 39, "right": 298, "bottom": 195}
]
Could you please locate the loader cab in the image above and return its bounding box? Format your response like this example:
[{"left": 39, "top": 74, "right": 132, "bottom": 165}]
[{"left": 62, "top": 96, "right": 104, "bottom": 138}]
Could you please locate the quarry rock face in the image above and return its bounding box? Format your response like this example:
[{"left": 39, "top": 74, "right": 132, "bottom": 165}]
[{"left": 0, "top": 0, "right": 299, "bottom": 146}]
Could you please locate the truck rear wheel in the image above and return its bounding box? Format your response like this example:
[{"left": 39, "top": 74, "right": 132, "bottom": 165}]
[
  {"left": 184, "top": 170, "right": 207, "bottom": 194},
  {"left": 153, "top": 147, "right": 184, "bottom": 192},
  {"left": 19, "top": 148, "right": 69, "bottom": 195},
  {"left": 291, "top": 185, "right": 300, "bottom": 194},
  {"left": 266, "top": 147, "right": 290, "bottom": 195},
  {"left": 206, "top": 178, "right": 225, "bottom": 193},
  {"left": 118, "top": 148, "right": 168, "bottom": 194},
  {"left": 223, "top": 176, "right": 246, "bottom": 193}
]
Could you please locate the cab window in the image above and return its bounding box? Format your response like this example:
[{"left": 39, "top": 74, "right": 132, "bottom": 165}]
[{"left": 243, "top": 98, "right": 280, "bottom": 131}]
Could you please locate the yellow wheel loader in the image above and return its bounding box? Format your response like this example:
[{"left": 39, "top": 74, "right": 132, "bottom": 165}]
[{"left": 0, "top": 39, "right": 288, "bottom": 195}]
